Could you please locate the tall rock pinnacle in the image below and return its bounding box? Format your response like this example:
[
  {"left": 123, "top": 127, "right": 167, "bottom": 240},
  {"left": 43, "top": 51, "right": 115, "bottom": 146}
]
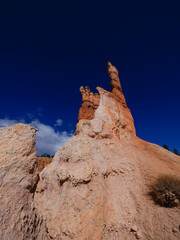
[
  {"left": 77, "top": 62, "right": 134, "bottom": 137},
  {"left": 107, "top": 61, "right": 127, "bottom": 107},
  {"left": 107, "top": 61, "right": 122, "bottom": 96},
  {"left": 78, "top": 62, "right": 128, "bottom": 122}
]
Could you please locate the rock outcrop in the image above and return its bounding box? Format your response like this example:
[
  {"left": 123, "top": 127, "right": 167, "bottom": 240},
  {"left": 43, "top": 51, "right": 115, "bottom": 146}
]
[
  {"left": 1, "top": 63, "right": 180, "bottom": 240},
  {"left": 78, "top": 86, "right": 100, "bottom": 120},
  {"left": 107, "top": 61, "right": 127, "bottom": 107},
  {"left": 0, "top": 124, "right": 47, "bottom": 240},
  {"left": 34, "top": 63, "right": 180, "bottom": 240}
]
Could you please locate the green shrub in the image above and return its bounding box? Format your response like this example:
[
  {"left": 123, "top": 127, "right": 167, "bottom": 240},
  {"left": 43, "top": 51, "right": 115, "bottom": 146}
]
[{"left": 149, "top": 175, "right": 180, "bottom": 207}]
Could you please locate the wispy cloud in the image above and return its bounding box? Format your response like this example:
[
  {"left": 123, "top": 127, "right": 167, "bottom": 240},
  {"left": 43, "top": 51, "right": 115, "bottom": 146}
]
[
  {"left": 0, "top": 118, "right": 25, "bottom": 127},
  {"left": 0, "top": 118, "right": 73, "bottom": 155},
  {"left": 26, "top": 108, "right": 44, "bottom": 120},
  {"left": 54, "top": 118, "right": 63, "bottom": 127}
]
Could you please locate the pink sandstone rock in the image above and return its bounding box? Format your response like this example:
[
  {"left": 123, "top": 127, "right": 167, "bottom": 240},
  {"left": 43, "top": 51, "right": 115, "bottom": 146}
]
[
  {"left": 34, "top": 63, "right": 180, "bottom": 240},
  {"left": 0, "top": 124, "right": 47, "bottom": 240}
]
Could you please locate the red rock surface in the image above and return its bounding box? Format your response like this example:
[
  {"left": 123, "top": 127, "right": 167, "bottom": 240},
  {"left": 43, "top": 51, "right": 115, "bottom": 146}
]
[
  {"left": 107, "top": 61, "right": 127, "bottom": 107},
  {"left": 78, "top": 62, "right": 128, "bottom": 121},
  {"left": 78, "top": 86, "right": 100, "bottom": 120},
  {"left": 38, "top": 157, "right": 52, "bottom": 172}
]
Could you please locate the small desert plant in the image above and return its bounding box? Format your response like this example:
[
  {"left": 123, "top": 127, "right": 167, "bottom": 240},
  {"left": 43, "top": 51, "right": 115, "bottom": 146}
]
[
  {"left": 173, "top": 148, "right": 180, "bottom": 156},
  {"left": 149, "top": 175, "right": 180, "bottom": 207},
  {"left": 163, "top": 144, "right": 169, "bottom": 151}
]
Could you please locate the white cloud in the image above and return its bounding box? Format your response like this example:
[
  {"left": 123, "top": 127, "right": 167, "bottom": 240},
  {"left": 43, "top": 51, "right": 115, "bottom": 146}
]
[
  {"left": 0, "top": 118, "right": 73, "bottom": 155},
  {"left": 0, "top": 118, "right": 21, "bottom": 127},
  {"left": 31, "top": 119, "right": 72, "bottom": 155},
  {"left": 55, "top": 118, "right": 63, "bottom": 127}
]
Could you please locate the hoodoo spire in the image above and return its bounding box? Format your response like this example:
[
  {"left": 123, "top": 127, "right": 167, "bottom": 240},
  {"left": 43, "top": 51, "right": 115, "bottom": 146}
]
[
  {"left": 107, "top": 62, "right": 122, "bottom": 98},
  {"left": 78, "top": 62, "right": 130, "bottom": 121}
]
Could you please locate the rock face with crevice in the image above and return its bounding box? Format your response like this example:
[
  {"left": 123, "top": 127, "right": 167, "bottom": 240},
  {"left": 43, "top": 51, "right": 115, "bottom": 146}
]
[{"left": 34, "top": 63, "right": 180, "bottom": 240}]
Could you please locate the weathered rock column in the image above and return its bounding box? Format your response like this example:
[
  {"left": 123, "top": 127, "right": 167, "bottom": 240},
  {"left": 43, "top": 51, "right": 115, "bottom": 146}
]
[
  {"left": 107, "top": 61, "right": 127, "bottom": 107},
  {"left": 107, "top": 62, "right": 122, "bottom": 96},
  {"left": 78, "top": 86, "right": 100, "bottom": 120}
]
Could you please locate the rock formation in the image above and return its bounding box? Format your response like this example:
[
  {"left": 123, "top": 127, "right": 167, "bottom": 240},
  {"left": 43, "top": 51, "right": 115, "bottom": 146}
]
[
  {"left": 78, "top": 86, "right": 100, "bottom": 120},
  {"left": 1, "top": 62, "right": 180, "bottom": 240},
  {"left": 107, "top": 61, "right": 127, "bottom": 107},
  {"left": 78, "top": 62, "right": 127, "bottom": 121},
  {"left": 0, "top": 124, "right": 47, "bottom": 240},
  {"left": 34, "top": 63, "right": 180, "bottom": 240}
]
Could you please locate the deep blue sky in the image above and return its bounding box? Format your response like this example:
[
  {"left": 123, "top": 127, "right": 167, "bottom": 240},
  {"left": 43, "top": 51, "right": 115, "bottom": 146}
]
[{"left": 0, "top": 1, "right": 180, "bottom": 152}]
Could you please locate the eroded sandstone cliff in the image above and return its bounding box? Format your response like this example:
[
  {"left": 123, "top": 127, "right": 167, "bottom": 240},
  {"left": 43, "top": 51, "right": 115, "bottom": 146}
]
[{"left": 34, "top": 63, "right": 180, "bottom": 240}]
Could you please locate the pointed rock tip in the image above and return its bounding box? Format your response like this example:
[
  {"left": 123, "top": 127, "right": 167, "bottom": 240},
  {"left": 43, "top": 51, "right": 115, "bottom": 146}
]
[{"left": 107, "top": 62, "right": 112, "bottom": 68}]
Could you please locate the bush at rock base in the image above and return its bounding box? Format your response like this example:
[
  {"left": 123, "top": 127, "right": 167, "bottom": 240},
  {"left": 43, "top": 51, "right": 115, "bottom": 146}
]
[{"left": 149, "top": 175, "right": 180, "bottom": 207}]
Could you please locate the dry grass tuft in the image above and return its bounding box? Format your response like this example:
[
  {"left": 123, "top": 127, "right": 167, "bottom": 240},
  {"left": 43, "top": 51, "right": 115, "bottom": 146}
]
[{"left": 149, "top": 175, "right": 180, "bottom": 207}]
